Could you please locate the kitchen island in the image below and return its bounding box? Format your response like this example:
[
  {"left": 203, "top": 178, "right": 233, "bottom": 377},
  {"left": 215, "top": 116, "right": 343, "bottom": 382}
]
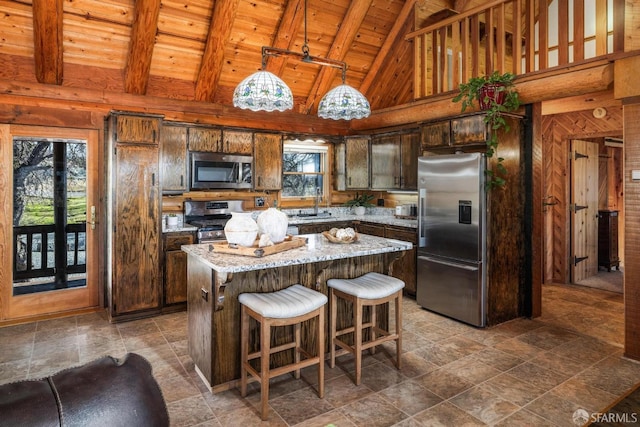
[{"left": 182, "top": 233, "right": 412, "bottom": 392}]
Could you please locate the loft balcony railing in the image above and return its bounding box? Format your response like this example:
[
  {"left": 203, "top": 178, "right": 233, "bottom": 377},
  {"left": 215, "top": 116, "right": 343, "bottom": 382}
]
[{"left": 406, "top": 0, "right": 625, "bottom": 99}]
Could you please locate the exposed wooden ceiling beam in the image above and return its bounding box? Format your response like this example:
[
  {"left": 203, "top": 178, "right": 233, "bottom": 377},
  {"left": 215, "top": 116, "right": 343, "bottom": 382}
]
[
  {"left": 265, "top": 0, "right": 305, "bottom": 77},
  {"left": 32, "top": 0, "right": 63, "bottom": 85},
  {"left": 304, "top": 0, "right": 373, "bottom": 114},
  {"left": 360, "top": 0, "right": 416, "bottom": 96},
  {"left": 195, "top": 0, "right": 240, "bottom": 102},
  {"left": 124, "top": 0, "right": 161, "bottom": 95},
  {"left": 541, "top": 90, "right": 621, "bottom": 115}
]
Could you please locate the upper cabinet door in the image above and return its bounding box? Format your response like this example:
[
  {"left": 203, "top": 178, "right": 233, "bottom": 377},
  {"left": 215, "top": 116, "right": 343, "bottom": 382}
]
[
  {"left": 451, "top": 115, "right": 487, "bottom": 145},
  {"left": 188, "top": 127, "right": 222, "bottom": 152},
  {"left": 115, "top": 115, "right": 161, "bottom": 145},
  {"left": 371, "top": 135, "right": 401, "bottom": 190},
  {"left": 345, "top": 137, "right": 370, "bottom": 189},
  {"left": 160, "top": 125, "right": 188, "bottom": 193},
  {"left": 421, "top": 121, "right": 451, "bottom": 150},
  {"left": 222, "top": 130, "right": 253, "bottom": 154},
  {"left": 254, "top": 133, "right": 282, "bottom": 190},
  {"left": 400, "top": 132, "right": 420, "bottom": 190}
]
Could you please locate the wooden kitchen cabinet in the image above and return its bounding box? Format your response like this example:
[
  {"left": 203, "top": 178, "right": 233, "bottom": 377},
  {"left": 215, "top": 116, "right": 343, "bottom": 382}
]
[
  {"left": 114, "top": 114, "right": 160, "bottom": 144},
  {"left": 355, "top": 221, "right": 385, "bottom": 237},
  {"left": 401, "top": 132, "right": 420, "bottom": 190},
  {"left": 222, "top": 129, "right": 253, "bottom": 154},
  {"left": 107, "top": 112, "right": 163, "bottom": 321},
  {"left": 163, "top": 231, "right": 195, "bottom": 307},
  {"left": 254, "top": 132, "right": 282, "bottom": 190},
  {"left": 451, "top": 115, "right": 487, "bottom": 145},
  {"left": 421, "top": 121, "right": 450, "bottom": 149},
  {"left": 188, "top": 127, "right": 222, "bottom": 152},
  {"left": 371, "top": 135, "right": 401, "bottom": 190},
  {"left": 160, "top": 124, "right": 188, "bottom": 193},
  {"left": 297, "top": 221, "right": 352, "bottom": 234},
  {"left": 370, "top": 131, "right": 419, "bottom": 191},
  {"left": 421, "top": 115, "right": 487, "bottom": 152},
  {"left": 354, "top": 221, "right": 417, "bottom": 295},
  {"left": 345, "top": 136, "right": 370, "bottom": 189},
  {"left": 385, "top": 225, "right": 417, "bottom": 295}
]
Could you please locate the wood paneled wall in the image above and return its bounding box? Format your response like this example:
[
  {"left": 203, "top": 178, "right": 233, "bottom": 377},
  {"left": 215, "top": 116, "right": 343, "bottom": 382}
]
[
  {"left": 623, "top": 103, "right": 640, "bottom": 360},
  {"left": 541, "top": 108, "right": 623, "bottom": 284}
]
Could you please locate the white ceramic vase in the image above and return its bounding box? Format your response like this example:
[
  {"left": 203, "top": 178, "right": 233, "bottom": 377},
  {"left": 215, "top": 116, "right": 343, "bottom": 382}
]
[
  {"left": 354, "top": 206, "right": 366, "bottom": 216},
  {"left": 256, "top": 208, "right": 288, "bottom": 243},
  {"left": 224, "top": 212, "right": 258, "bottom": 247}
]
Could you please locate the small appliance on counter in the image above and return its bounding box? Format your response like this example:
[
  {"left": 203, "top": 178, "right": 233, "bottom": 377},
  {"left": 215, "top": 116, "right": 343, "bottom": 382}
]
[{"left": 394, "top": 204, "right": 417, "bottom": 218}]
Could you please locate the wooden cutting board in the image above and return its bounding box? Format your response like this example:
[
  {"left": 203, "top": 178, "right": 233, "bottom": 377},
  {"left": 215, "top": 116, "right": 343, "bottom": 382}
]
[{"left": 211, "top": 236, "right": 307, "bottom": 257}]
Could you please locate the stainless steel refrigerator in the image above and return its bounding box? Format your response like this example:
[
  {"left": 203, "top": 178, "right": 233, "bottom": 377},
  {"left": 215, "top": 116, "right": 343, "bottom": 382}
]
[{"left": 416, "top": 152, "right": 487, "bottom": 327}]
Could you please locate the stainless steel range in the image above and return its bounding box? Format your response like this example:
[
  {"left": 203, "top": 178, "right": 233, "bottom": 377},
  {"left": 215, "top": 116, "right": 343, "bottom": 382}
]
[{"left": 184, "top": 200, "right": 245, "bottom": 243}]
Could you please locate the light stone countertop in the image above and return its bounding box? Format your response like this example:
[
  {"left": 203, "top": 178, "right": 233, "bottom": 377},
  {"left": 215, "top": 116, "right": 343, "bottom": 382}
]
[
  {"left": 287, "top": 214, "right": 417, "bottom": 229},
  {"left": 162, "top": 224, "right": 198, "bottom": 233},
  {"left": 181, "top": 233, "right": 413, "bottom": 274}
]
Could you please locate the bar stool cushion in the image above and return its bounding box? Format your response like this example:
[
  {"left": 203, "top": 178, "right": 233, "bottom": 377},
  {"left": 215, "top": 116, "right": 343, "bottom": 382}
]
[
  {"left": 239, "top": 285, "right": 328, "bottom": 319},
  {"left": 327, "top": 272, "right": 405, "bottom": 300}
]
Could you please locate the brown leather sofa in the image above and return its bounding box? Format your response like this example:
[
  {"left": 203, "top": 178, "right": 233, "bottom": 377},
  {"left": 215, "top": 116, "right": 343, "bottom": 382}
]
[{"left": 0, "top": 353, "right": 169, "bottom": 427}]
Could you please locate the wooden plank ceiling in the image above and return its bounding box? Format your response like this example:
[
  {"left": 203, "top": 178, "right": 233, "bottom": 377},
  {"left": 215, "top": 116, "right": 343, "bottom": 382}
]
[{"left": 0, "top": 0, "right": 478, "bottom": 116}]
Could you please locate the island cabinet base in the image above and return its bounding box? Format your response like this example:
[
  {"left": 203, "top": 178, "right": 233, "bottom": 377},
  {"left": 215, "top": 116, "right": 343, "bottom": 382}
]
[{"left": 187, "top": 252, "right": 402, "bottom": 391}]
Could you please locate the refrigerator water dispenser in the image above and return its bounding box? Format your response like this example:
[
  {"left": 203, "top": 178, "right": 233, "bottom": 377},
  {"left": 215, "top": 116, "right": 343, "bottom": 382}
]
[{"left": 458, "top": 200, "right": 472, "bottom": 224}]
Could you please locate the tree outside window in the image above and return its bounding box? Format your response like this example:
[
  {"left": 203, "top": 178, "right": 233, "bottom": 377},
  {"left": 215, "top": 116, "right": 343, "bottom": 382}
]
[{"left": 282, "top": 141, "right": 328, "bottom": 200}]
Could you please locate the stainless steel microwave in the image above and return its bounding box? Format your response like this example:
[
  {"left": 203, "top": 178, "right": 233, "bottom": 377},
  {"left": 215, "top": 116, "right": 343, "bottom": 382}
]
[{"left": 189, "top": 152, "right": 253, "bottom": 190}]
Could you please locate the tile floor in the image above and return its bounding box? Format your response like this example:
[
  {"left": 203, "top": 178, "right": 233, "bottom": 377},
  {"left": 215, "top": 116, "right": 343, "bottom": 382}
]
[{"left": 1, "top": 282, "right": 639, "bottom": 427}]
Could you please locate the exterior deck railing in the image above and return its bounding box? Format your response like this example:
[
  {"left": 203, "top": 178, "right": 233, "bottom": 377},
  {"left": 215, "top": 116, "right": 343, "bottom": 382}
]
[
  {"left": 406, "top": 0, "right": 625, "bottom": 99},
  {"left": 13, "top": 223, "right": 86, "bottom": 281}
]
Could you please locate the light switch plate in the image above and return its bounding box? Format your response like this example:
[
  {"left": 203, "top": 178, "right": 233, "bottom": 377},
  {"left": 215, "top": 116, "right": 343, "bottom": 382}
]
[{"left": 632, "top": 170, "right": 640, "bottom": 181}]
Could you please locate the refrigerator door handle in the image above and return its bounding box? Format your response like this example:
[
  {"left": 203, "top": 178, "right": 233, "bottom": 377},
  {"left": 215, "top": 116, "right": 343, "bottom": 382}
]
[
  {"left": 418, "top": 255, "right": 479, "bottom": 272},
  {"left": 418, "top": 188, "right": 427, "bottom": 247}
]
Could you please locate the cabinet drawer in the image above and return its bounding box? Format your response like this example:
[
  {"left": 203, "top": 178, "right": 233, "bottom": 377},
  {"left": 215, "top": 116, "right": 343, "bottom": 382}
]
[
  {"left": 165, "top": 233, "right": 195, "bottom": 250},
  {"left": 355, "top": 222, "right": 385, "bottom": 237},
  {"left": 385, "top": 226, "right": 417, "bottom": 244}
]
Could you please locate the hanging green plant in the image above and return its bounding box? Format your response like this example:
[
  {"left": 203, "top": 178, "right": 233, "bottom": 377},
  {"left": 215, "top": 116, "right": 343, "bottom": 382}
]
[{"left": 452, "top": 71, "right": 521, "bottom": 189}]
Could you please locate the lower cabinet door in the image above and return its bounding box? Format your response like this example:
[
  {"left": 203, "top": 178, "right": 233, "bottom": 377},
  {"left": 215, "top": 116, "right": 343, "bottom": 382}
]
[{"left": 165, "top": 250, "right": 188, "bottom": 305}]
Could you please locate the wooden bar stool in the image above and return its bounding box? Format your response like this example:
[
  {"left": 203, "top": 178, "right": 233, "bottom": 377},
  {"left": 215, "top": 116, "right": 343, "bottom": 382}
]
[
  {"left": 327, "top": 272, "right": 404, "bottom": 385},
  {"left": 239, "top": 284, "right": 327, "bottom": 421}
]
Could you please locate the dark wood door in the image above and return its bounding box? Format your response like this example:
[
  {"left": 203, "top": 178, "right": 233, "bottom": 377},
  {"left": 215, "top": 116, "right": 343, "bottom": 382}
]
[{"left": 113, "top": 144, "right": 161, "bottom": 315}]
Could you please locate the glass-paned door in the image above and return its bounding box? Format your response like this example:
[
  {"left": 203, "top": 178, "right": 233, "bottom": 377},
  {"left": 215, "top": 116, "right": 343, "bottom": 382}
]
[
  {"left": 0, "top": 125, "right": 99, "bottom": 322},
  {"left": 13, "top": 138, "right": 87, "bottom": 294}
]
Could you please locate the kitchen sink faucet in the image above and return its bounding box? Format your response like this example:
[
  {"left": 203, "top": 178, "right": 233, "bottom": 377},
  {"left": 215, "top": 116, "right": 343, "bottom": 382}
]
[{"left": 314, "top": 187, "right": 321, "bottom": 215}]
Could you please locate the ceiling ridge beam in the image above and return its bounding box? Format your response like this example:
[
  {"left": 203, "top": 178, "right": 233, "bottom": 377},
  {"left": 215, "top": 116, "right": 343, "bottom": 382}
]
[
  {"left": 265, "top": 0, "right": 305, "bottom": 77},
  {"left": 304, "top": 0, "right": 373, "bottom": 114},
  {"left": 124, "top": 0, "right": 161, "bottom": 95},
  {"left": 32, "top": 0, "right": 63, "bottom": 85},
  {"left": 360, "top": 0, "right": 416, "bottom": 96},
  {"left": 195, "top": 0, "right": 241, "bottom": 102}
]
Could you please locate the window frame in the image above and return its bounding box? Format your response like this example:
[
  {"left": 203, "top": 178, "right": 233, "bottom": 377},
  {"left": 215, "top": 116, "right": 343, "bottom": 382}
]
[{"left": 281, "top": 139, "right": 329, "bottom": 204}]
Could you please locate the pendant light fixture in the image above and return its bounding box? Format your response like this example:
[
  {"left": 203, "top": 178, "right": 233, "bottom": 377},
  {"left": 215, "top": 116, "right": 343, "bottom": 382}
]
[{"left": 232, "top": 0, "right": 370, "bottom": 120}]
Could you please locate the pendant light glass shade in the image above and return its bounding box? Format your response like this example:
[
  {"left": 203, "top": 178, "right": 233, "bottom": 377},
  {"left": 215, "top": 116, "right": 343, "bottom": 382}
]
[
  {"left": 233, "top": 70, "right": 294, "bottom": 112},
  {"left": 317, "top": 84, "right": 371, "bottom": 120}
]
